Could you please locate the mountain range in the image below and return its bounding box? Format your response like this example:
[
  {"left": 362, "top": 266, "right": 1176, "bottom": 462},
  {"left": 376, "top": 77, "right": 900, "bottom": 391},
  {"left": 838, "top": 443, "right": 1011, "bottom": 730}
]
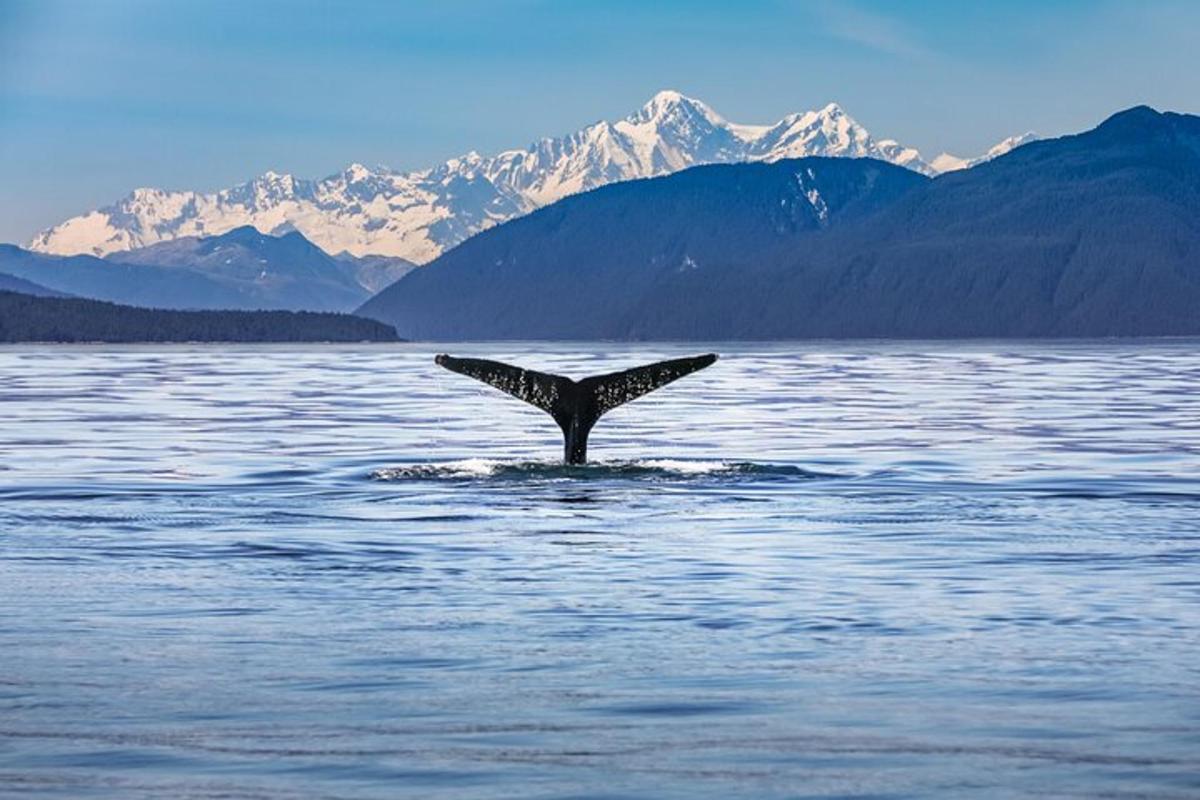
[
  {"left": 26, "top": 91, "right": 1026, "bottom": 264},
  {"left": 358, "top": 106, "right": 1200, "bottom": 339},
  {"left": 0, "top": 226, "right": 411, "bottom": 312}
]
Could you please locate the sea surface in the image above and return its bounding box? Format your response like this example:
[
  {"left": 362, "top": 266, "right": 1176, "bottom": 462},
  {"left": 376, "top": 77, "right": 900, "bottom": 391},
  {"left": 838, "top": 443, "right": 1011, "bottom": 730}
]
[{"left": 1, "top": 342, "right": 1198, "bottom": 799}]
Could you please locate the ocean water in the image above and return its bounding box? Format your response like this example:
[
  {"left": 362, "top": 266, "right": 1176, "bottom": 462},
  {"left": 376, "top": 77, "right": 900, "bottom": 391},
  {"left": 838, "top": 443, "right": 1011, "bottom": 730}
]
[{"left": 1, "top": 342, "right": 1198, "bottom": 799}]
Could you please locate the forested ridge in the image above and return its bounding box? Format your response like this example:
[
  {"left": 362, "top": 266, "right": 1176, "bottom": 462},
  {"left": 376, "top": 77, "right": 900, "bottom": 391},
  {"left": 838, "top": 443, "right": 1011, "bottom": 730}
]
[{"left": 0, "top": 290, "right": 399, "bottom": 343}]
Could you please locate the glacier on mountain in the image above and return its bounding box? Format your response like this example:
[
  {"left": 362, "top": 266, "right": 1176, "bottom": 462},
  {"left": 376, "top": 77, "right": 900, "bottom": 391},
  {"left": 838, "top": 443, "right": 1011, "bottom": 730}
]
[{"left": 28, "top": 91, "right": 1024, "bottom": 263}]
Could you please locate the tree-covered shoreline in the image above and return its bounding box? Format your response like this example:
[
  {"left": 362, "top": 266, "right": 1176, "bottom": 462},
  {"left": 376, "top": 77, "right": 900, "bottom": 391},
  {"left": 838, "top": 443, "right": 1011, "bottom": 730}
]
[{"left": 0, "top": 290, "right": 400, "bottom": 343}]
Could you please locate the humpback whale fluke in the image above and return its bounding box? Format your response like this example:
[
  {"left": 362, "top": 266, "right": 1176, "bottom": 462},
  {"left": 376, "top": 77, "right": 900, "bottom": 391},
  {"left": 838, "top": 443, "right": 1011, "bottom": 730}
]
[{"left": 434, "top": 353, "right": 718, "bottom": 464}]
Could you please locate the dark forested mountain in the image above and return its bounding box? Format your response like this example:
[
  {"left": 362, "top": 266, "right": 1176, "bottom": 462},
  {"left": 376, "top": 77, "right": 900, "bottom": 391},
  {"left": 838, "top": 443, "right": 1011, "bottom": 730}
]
[
  {"left": 0, "top": 290, "right": 399, "bottom": 343},
  {"left": 0, "top": 271, "right": 65, "bottom": 297},
  {"left": 358, "top": 157, "right": 928, "bottom": 338},
  {"left": 718, "top": 105, "right": 1200, "bottom": 339},
  {"left": 359, "top": 106, "right": 1200, "bottom": 339}
]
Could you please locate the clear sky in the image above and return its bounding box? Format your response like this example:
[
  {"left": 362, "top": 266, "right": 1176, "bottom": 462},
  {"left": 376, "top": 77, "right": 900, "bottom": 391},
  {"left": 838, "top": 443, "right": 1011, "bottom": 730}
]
[{"left": 2, "top": 0, "right": 1198, "bottom": 244}]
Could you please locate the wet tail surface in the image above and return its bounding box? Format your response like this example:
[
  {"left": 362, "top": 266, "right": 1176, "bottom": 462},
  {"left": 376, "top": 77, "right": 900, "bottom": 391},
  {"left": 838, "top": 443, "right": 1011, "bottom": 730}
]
[{"left": 435, "top": 353, "right": 718, "bottom": 463}]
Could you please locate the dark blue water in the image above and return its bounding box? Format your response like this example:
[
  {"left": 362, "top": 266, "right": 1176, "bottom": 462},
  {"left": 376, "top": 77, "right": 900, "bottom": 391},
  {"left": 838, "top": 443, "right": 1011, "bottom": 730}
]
[{"left": 2, "top": 342, "right": 1198, "bottom": 799}]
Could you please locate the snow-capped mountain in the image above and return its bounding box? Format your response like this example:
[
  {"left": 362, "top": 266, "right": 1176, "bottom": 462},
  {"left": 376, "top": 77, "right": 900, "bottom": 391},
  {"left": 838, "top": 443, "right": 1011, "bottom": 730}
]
[
  {"left": 29, "top": 91, "right": 1011, "bottom": 264},
  {"left": 930, "top": 132, "right": 1039, "bottom": 173}
]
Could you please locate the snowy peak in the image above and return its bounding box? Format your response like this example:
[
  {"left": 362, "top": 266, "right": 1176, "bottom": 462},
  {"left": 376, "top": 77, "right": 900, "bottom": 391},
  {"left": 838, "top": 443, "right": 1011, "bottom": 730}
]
[
  {"left": 929, "top": 152, "right": 970, "bottom": 173},
  {"left": 342, "top": 162, "right": 373, "bottom": 181},
  {"left": 751, "top": 105, "right": 871, "bottom": 158},
  {"left": 984, "top": 132, "right": 1039, "bottom": 159},
  {"left": 742, "top": 102, "right": 931, "bottom": 174},
  {"left": 626, "top": 89, "right": 726, "bottom": 128},
  {"left": 29, "top": 91, "right": 1019, "bottom": 263},
  {"left": 932, "top": 131, "right": 1040, "bottom": 173}
]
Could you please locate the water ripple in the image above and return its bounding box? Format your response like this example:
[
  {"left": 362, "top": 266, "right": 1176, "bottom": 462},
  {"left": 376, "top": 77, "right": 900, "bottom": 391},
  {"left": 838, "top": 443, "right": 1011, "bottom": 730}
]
[{"left": 1, "top": 342, "right": 1199, "bottom": 799}]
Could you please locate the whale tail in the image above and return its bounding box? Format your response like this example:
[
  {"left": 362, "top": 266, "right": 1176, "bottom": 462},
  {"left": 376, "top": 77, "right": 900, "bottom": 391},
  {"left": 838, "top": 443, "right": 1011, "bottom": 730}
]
[{"left": 434, "top": 353, "right": 718, "bottom": 464}]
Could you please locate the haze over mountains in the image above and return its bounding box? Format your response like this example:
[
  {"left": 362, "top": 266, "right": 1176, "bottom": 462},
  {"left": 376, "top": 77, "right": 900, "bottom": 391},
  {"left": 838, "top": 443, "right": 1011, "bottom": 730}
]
[
  {"left": 0, "top": 226, "right": 409, "bottom": 312},
  {"left": 27, "top": 91, "right": 1026, "bottom": 264},
  {"left": 0, "top": 271, "right": 63, "bottom": 298},
  {"left": 359, "top": 106, "right": 1200, "bottom": 339}
]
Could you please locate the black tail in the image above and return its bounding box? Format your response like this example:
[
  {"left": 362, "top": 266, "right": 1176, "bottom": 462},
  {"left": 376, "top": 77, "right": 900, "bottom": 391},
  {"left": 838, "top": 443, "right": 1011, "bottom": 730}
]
[{"left": 434, "top": 353, "right": 718, "bottom": 464}]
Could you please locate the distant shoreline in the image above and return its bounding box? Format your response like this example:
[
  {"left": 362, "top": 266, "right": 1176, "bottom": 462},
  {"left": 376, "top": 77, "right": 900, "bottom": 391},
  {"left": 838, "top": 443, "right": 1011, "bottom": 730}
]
[
  {"left": 0, "top": 290, "right": 400, "bottom": 344},
  {"left": 6, "top": 335, "right": 1199, "bottom": 347}
]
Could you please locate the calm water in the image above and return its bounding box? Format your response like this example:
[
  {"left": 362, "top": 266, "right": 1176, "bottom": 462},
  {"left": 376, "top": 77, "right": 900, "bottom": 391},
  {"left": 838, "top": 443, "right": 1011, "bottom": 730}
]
[{"left": 1, "top": 342, "right": 1198, "bottom": 799}]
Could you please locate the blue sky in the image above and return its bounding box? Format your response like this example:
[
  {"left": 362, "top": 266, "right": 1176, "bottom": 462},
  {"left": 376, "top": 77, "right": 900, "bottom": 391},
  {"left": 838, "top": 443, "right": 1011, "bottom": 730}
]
[{"left": 2, "top": 0, "right": 1198, "bottom": 244}]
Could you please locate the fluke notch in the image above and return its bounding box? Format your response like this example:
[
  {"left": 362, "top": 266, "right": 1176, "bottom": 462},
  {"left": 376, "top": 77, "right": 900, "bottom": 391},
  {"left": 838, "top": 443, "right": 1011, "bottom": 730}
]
[{"left": 434, "top": 353, "right": 718, "bottom": 464}]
